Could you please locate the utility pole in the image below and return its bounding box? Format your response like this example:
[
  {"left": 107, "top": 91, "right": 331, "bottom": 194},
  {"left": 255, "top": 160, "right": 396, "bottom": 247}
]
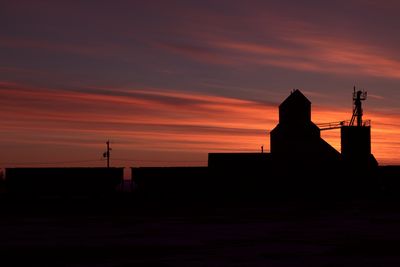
[{"left": 103, "top": 140, "right": 112, "bottom": 168}]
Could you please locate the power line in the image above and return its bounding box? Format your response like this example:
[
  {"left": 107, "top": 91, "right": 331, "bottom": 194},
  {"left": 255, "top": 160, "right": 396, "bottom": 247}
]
[
  {"left": 0, "top": 158, "right": 209, "bottom": 167},
  {"left": 0, "top": 159, "right": 103, "bottom": 166},
  {"left": 112, "top": 158, "right": 207, "bottom": 163}
]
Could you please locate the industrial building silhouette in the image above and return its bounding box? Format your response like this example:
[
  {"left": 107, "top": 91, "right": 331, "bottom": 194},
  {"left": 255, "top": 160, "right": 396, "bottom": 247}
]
[
  {"left": 3, "top": 88, "right": 398, "bottom": 199},
  {"left": 270, "top": 89, "right": 341, "bottom": 171},
  {"left": 133, "top": 88, "right": 381, "bottom": 200},
  {"left": 209, "top": 88, "right": 376, "bottom": 171}
]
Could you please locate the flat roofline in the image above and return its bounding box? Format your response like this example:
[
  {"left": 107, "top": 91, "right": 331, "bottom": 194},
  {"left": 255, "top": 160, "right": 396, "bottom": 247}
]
[
  {"left": 5, "top": 167, "right": 125, "bottom": 170},
  {"left": 208, "top": 152, "right": 271, "bottom": 155},
  {"left": 131, "top": 166, "right": 207, "bottom": 169}
]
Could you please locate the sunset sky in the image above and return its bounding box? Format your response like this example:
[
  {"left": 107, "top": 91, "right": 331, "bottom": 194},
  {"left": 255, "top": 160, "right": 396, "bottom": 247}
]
[{"left": 1, "top": 0, "right": 400, "bottom": 168}]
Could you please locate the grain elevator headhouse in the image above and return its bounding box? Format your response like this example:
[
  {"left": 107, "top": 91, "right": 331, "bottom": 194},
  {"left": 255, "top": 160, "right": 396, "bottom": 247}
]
[{"left": 270, "top": 89, "right": 341, "bottom": 171}]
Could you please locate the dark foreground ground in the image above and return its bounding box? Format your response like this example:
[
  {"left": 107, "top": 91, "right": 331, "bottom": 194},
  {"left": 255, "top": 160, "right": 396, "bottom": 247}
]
[{"left": 2, "top": 196, "right": 400, "bottom": 267}]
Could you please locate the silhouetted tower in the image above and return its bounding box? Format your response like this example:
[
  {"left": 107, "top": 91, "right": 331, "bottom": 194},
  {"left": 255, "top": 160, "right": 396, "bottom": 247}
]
[
  {"left": 103, "top": 140, "right": 112, "bottom": 168},
  {"left": 341, "top": 87, "right": 377, "bottom": 168},
  {"left": 350, "top": 86, "right": 367, "bottom": 127}
]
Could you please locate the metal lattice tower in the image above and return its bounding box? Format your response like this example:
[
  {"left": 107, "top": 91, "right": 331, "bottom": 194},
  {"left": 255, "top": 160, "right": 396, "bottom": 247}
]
[{"left": 350, "top": 86, "right": 367, "bottom": 127}]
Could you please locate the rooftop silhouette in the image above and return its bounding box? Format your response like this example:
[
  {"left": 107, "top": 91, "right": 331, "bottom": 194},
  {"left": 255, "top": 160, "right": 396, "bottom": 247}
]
[
  {"left": 132, "top": 88, "right": 384, "bottom": 201},
  {"left": 1, "top": 88, "right": 395, "bottom": 200}
]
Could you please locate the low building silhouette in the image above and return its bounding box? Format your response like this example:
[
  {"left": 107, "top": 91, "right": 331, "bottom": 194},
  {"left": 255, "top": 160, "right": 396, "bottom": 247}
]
[
  {"left": 131, "top": 167, "right": 208, "bottom": 200},
  {"left": 5, "top": 167, "right": 123, "bottom": 197}
]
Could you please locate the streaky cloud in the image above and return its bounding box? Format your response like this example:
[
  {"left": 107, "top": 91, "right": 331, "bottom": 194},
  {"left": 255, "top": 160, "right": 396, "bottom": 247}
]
[{"left": 0, "top": 81, "right": 399, "bottom": 165}]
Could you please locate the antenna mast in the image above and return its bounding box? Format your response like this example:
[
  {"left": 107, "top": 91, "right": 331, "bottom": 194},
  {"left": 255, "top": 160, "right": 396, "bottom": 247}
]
[
  {"left": 350, "top": 86, "right": 367, "bottom": 127},
  {"left": 103, "top": 140, "right": 112, "bottom": 168}
]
